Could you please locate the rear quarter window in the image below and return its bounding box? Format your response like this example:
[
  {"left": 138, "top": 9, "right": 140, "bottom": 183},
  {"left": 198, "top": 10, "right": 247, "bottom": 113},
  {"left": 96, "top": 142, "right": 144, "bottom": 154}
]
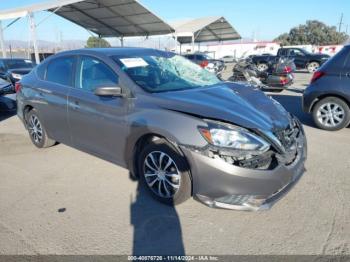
[
  {"left": 322, "top": 46, "right": 350, "bottom": 71},
  {"left": 344, "top": 47, "right": 350, "bottom": 69},
  {"left": 36, "top": 63, "right": 46, "bottom": 80}
]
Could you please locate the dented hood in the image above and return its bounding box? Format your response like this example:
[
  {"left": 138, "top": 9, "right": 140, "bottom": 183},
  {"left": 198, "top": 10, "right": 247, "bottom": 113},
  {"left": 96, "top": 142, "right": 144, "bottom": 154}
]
[{"left": 153, "top": 82, "right": 291, "bottom": 131}]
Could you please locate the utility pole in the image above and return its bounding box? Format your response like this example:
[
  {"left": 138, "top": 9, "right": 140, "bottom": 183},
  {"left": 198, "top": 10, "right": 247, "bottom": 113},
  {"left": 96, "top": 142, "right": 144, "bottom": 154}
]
[
  {"left": 0, "top": 21, "right": 6, "bottom": 58},
  {"left": 338, "top": 13, "right": 344, "bottom": 32}
]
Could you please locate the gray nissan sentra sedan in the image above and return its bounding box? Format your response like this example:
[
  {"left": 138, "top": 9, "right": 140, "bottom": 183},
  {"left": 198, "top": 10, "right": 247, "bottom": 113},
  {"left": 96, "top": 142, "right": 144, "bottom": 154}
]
[{"left": 16, "top": 48, "right": 307, "bottom": 211}]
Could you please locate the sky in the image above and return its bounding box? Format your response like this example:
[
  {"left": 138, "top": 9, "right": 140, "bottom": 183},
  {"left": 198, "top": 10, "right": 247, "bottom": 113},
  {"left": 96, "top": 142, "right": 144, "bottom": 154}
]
[{"left": 0, "top": 0, "right": 349, "bottom": 43}]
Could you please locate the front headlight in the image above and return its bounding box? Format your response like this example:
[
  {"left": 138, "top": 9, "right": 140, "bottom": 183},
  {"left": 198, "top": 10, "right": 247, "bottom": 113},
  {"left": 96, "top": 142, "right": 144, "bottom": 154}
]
[
  {"left": 11, "top": 73, "right": 22, "bottom": 80},
  {"left": 198, "top": 120, "right": 270, "bottom": 152}
]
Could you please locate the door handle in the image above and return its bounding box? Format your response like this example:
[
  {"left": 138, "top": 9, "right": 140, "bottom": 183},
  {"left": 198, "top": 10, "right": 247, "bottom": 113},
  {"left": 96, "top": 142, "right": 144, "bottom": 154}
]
[
  {"left": 346, "top": 72, "right": 350, "bottom": 78},
  {"left": 71, "top": 101, "right": 80, "bottom": 110}
]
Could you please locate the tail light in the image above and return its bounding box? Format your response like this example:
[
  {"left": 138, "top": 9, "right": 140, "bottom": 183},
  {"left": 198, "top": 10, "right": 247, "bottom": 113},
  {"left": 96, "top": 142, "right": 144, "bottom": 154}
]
[
  {"left": 310, "top": 71, "right": 325, "bottom": 84},
  {"left": 15, "top": 82, "right": 22, "bottom": 93},
  {"left": 283, "top": 66, "right": 292, "bottom": 73},
  {"left": 200, "top": 60, "right": 209, "bottom": 68},
  {"left": 280, "top": 77, "right": 289, "bottom": 85}
]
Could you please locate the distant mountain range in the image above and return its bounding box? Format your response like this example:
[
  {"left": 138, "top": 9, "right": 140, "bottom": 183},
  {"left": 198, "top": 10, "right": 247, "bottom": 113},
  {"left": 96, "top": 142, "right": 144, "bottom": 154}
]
[{"left": 4, "top": 39, "right": 86, "bottom": 51}]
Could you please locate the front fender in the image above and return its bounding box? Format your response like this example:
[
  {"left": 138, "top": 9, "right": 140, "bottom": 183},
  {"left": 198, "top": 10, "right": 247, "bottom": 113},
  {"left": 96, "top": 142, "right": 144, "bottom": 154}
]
[{"left": 123, "top": 108, "right": 208, "bottom": 171}]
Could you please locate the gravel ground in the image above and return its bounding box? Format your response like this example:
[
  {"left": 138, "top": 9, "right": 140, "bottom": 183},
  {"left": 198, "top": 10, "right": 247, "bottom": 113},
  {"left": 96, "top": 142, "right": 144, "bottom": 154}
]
[{"left": 0, "top": 71, "right": 349, "bottom": 257}]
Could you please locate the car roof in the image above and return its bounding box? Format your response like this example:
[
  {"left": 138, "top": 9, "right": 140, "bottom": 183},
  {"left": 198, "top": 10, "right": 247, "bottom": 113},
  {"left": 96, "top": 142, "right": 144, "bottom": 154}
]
[
  {"left": 0, "top": 58, "right": 32, "bottom": 61},
  {"left": 54, "top": 47, "right": 172, "bottom": 58}
]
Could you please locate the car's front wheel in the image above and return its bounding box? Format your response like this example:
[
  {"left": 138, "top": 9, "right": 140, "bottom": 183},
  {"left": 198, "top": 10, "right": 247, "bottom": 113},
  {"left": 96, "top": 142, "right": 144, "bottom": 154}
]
[
  {"left": 137, "top": 138, "right": 192, "bottom": 205},
  {"left": 312, "top": 97, "right": 350, "bottom": 131},
  {"left": 307, "top": 61, "right": 320, "bottom": 73},
  {"left": 25, "top": 109, "right": 56, "bottom": 148}
]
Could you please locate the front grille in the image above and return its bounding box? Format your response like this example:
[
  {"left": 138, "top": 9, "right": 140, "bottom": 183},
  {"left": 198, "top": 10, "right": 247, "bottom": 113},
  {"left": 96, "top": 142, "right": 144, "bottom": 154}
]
[
  {"left": 274, "top": 119, "right": 300, "bottom": 150},
  {"left": 274, "top": 118, "right": 301, "bottom": 165}
]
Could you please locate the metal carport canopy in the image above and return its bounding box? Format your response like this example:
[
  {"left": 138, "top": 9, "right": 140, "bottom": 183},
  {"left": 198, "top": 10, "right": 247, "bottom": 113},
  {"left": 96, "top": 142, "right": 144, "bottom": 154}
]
[
  {"left": 172, "top": 16, "right": 241, "bottom": 44},
  {"left": 49, "top": 0, "right": 175, "bottom": 37},
  {"left": 0, "top": 0, "right": 174, "bottom": 62}
]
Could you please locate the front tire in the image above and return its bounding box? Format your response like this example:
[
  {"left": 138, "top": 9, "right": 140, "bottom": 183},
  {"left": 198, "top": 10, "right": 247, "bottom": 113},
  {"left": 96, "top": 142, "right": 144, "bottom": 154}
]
[
  {"left": 307, "top": 61, "right": 320, "bottom": 73},
  {"left": 137, "top": 138, "right": 192, "bottom": 205},
  {"left": 312, "top": 97, "right": 350, "bottom": 131},
  {"left": 25, "top": 109, "right": 56, "bottom": 148}
]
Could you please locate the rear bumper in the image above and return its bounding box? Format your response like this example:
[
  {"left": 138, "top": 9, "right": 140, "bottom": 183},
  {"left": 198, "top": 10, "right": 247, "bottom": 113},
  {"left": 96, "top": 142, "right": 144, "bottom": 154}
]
[{"left": 180, "top": 133, "right": 307, "bottom": 211}]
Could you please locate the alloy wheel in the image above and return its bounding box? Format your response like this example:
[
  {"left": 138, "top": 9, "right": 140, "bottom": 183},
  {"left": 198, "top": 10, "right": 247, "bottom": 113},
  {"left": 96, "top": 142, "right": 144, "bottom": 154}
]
[
  {"left": 143, "top": 151, "right": 181, "bottom": 198},
  {"left": 257, "top": 63, "right": 268, "bottom": 72},
  {"left": 316, "top": 102, "right": 345, "bottom": 128},
  {"left": 28, "top": 115, "right": 43, "bottom": 144},
  {"left": 307, "top": 62, "right": 319, "bottom": 73}
]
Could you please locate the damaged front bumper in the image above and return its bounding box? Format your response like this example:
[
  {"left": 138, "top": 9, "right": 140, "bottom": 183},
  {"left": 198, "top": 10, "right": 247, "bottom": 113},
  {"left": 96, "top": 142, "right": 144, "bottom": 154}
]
[{"left": 180, "top": 120, "right": 307, "bottom": 211}]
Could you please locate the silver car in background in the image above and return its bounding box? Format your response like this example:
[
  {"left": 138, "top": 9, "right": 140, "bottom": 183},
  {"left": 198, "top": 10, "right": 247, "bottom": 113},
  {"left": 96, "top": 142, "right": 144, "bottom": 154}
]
[{"left": 16, "top": 48, "right": 307, "bottom": 210}]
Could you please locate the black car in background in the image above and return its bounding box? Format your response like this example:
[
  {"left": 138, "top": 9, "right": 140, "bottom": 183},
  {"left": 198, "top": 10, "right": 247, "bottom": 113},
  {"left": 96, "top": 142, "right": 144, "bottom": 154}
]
[
  {"left": 303, "top": 45, "right": 350, "bottom": 131},
  {"left": 0, "top": 78, "right": 13, "bottom": 95},
  {"left": 251, "top": 47, "right": 330, "bottom": 73},
  {"left": 0, "top": 58, "right": 35, "bottom": 86}
]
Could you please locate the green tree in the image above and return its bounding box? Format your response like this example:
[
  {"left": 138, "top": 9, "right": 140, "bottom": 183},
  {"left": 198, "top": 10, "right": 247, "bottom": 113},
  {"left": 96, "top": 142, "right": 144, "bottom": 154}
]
[
  {"left": 274, "top": 20, "right": 349, "bottom": 46},
  {"left": 85, "top": 36, "right": 111, "bottom": 48}
]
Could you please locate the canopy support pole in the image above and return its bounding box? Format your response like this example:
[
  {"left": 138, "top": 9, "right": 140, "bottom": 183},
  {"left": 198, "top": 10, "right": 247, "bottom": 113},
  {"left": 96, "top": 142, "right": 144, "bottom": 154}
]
[
  {"left": 0, "top": 21, "right": 6, "bottom": 58},
  {"left": 120, "top": 37, "right": 124, "bottom": 47},
  {"left": 28, "top": 12, "right": 40, "bottom": 64},
  {"left": 174, "top": 34, "right": 177, "bottom": 53},
  {"left": 191, "top": 34, "right": 194, "bottom": 53}
]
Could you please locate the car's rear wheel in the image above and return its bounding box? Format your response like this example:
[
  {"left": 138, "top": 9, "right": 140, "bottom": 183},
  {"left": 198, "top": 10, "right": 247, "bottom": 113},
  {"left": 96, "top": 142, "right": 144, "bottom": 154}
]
[
  {"left": 312, "top": 97, "right": 350, "bottom": 131},
  {"left": 307, "top": 61, "right": 320, "bottom": 73},
  {"left": 137, "top": 138, "right": 192, "bottom": 205},
  {"left": 257, "top": 63, "right": 269, "bottom": 72},
  {"left": 26, "top": 109, "right": 56, "bottom": 148}
]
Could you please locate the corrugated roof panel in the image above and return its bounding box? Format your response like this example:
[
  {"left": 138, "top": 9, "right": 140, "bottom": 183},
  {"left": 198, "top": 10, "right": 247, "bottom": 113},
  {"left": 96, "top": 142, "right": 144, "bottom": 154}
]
[
  {"left": 172, "top": 16, "right": 241, "bottom": 43},
  {"left": 50, "top": 0, "right": 174, "bottom": 37}
]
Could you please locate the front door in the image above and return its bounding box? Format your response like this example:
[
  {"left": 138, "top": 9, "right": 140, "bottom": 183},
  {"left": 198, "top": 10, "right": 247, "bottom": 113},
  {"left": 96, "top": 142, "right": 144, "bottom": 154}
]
[
  {"left": 288, "top": 49, "right": 307, "bottom": 68},
  {"left": 67, "top": 55, "right": 128, "bottom": 165}
]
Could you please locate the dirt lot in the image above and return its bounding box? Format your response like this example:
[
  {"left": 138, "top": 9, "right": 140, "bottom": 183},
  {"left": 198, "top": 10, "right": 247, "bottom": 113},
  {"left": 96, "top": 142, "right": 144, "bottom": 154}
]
[{"left": 0, "top": 72, "right": 349, "bottom": 256}]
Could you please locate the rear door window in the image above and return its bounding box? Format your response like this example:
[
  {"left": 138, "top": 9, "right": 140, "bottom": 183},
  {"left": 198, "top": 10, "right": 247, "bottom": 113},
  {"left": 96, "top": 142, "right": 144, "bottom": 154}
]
[
  {"left": 0, "top": 60, "right": 6, "bottom": 71},
  {"left": 46, "top": 56, "right": 75, "bottom": 86},
  {"left": 322, "top": 46, "right": 350, "bottom": 72},
  {"left": 279, "top": 49, "right": 288, "bottom": 56}
]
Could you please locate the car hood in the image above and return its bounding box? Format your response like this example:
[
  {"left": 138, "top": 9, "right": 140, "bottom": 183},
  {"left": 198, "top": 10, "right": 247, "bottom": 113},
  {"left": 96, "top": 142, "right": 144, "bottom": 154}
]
[
  {"left": 8, "top": 68, "right": 32, "bottom": 75},
  {"left": 312, "top": 53, "right": 330, "bottom": 59},
  {"left": 152, "top": 82, "right": 291, "bottom": 132}
]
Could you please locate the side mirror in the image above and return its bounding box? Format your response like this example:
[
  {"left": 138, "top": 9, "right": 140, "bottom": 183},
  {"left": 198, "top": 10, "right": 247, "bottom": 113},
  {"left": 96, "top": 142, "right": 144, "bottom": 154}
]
[{"left": 94, "top": 86, "right": 123, "bottom": 97}]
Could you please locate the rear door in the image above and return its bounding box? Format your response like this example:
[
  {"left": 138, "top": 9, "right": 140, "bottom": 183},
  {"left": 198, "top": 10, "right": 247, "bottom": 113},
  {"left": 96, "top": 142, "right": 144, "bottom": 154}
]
[
  {"left": 34, "top": 55, "right": 76, "bottom": 144},
  {"left": 67, "top": 55, "right": 128, "bottom": 164}
]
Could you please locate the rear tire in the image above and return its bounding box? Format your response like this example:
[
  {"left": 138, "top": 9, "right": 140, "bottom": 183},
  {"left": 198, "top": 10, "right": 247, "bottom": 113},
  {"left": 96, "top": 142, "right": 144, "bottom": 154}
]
[
  {"left": 312, "top": 97, "right": 350, "bottom": 131},
  {"left": 137, "top": 138, "right": 192, "bottom": 205},
  {"left": 25, "top": 108, "right": 56, "bottom": 148},
  {"left": 257, "top": 63, "right": 269, "bottom": 72}
]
